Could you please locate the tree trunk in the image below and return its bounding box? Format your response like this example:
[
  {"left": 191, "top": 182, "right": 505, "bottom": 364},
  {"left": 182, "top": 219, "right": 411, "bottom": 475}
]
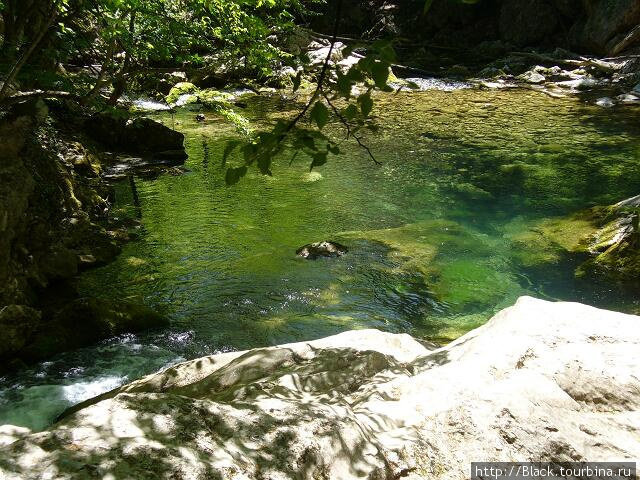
[
  {"left": 108, "top": 11, "right": 136, "bottom": 105},
  {"left": 82, "top": 39, "right": 117, "bottom": 105},
  {"left": 0, "top": 6, "right": 57, "bottom": 103}
]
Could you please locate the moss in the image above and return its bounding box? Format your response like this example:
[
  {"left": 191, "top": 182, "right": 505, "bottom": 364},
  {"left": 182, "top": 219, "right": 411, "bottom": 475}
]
[
  {"left": 450, "top": 182, "right": 493, "bottom": 200},
  {"left": 198, "top": 88, "right": 234, "bottom": 107},
  {"left": 506, "top": 212, "right": 599, "bottom": 268},
  {"left": 165, "top": 82, "right": 198, "bottom": 104},
  {"left": 339, "top": 220, "right": 462, "bottom": 276}
]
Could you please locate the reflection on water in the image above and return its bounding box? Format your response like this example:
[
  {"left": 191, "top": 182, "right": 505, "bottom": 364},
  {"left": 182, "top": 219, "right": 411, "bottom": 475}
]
[{"left": 2, "top": 86, "right": 640, "bottom": 430}]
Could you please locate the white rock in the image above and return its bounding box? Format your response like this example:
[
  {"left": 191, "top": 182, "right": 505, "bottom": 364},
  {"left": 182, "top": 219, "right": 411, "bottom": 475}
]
[
  {"left": 518, "top": 70, "right": 546, "bottom": 84},
  {"left": 307, "top": 41, "right": 345, "bottom": 66},
  {"left": 617, "top": 93, "right": 640, "bottom": 104},
  {"left": 555, "top": 77, "right": 601, "bottom": 91},
  {"left": 596, "top": 97, "right": 615, "bottom": 108},
  {"left": 1, "top": 297, "right": 639, "bottom": 479},
  {"left": 0, "top": 425, "right": 31, "bottom": 447}
]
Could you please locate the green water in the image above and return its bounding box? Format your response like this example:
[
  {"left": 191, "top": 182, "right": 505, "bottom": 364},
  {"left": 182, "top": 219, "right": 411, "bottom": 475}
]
[{"left": 2, "top": 86, "right": 639, "bottom": 430}]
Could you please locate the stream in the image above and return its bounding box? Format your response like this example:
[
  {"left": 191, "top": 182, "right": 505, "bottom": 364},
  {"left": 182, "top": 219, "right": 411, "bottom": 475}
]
[{"left": 2, "top": 84, "right": 640, "bottom": 430}]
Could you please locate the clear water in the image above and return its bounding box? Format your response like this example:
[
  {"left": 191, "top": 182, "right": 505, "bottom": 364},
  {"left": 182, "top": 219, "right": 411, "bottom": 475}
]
[{"left": 2, "top": 86, "right": 640, "bottom": 431}]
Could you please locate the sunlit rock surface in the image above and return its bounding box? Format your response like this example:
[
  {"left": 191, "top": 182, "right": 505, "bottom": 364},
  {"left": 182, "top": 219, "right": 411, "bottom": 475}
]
[{"left": 1, "top": 297, "right": 639, "bottom": 479}]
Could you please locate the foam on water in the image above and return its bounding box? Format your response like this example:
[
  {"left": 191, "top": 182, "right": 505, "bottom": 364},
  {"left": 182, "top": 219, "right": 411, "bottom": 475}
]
[
  {"left": 131, "top": 98, "right": 172, "bottom": 111},
  {"left": 402, "top": 77, "right": 472, "bottom": 91}
]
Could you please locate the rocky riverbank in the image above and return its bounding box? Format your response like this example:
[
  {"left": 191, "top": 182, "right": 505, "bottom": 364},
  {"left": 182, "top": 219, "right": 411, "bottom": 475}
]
[
  {"left": 0, "top": 99, "right": 186, "bottom": 372},
  {"left": 1, "top": 296, "right": 638, "bottom": 479}
]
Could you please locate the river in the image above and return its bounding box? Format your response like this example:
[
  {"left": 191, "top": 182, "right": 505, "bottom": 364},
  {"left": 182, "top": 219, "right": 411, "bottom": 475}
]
[{"left": 1, "top": 84, "right": 639, "bottom": 430}]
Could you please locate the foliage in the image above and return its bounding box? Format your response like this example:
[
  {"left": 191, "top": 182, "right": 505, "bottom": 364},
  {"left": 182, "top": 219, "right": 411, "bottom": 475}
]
[
  {"left": 0, "top": 0, "right": 309, "bottom": 103},
  {"left": 221, "top": 34, "right": 403, "bottom": 184},
  {"left": 0, "top": 0, "right": 404, "bottom": 182}
]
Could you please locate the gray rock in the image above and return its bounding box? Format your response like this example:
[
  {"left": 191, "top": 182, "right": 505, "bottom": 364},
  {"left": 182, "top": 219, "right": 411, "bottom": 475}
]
[
  {"left": 296, "top": 241, "right": 348, "bottom": 259},
  {"left": 617, "top": 93, "right": 640, "bottom": 104},
  {"left": 2, "top": 297, "right": 639, "bottom": 479},
  {"left": 518, "top": 70, "right": 546, "bottom": 84},
  {"left": 595, "top": 97, "right": 615, "bottom": 108}
]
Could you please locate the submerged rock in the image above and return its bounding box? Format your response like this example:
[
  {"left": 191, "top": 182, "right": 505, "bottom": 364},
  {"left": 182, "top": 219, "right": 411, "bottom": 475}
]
[
  {"left": 3, "top": 297, "right": 639, "bottom": 479},
  {"left": 296, "top": 241, "right": 348, "bottom": 259},
  {"left": 511, "top": 194, "right": 640, "bottom": 282},
  {"left": 596, "top": 96, "right": 615, "bottom": 108}
]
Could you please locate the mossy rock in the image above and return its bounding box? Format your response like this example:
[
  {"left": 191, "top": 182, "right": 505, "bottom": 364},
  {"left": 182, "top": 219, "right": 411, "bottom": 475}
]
[
  {"left": 450, "top": 182, "right": 493, "bottom": 201},
  {"left": 166, "top": 82, "right": 198, "bottom": 105},
  {"left": 339, "top": 220, "right": 470, "bottom": 277},
  {"left": 198, "top": 88, "right": 234, "bottom": 107},
  {"left": 507, "top": 197, "right": 640, "bottom": 281},
  {"left": 0, "top": 305, "right": 42, "bottom": 359},
  {"left": 506, "top": 212, "right": 600, "bottom": 268}
]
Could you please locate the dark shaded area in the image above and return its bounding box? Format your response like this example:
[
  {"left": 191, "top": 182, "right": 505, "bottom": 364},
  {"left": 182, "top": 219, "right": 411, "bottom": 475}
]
[
  {"left": 0, "top": 100, "right": 181, "bottom": 374},
  {"left": 309, "top": 0, "right": 640, "bottom": 61}
]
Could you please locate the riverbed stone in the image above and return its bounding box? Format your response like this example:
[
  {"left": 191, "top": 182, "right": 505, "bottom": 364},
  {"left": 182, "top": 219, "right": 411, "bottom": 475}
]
[
  {"left": 296, "top": 241, "right": 348, "bottom": 259},
  {"left": 2, "top": 297, "right": 639, "bottom": 479},
  {"left": 518, "top": 70, "right": 546, "bottom": 84}
]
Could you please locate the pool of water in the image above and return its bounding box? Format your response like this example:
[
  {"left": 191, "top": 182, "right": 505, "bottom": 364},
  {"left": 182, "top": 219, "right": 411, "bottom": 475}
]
[{"left": 2, "top": 85, "right": 640, "bottom": 430}]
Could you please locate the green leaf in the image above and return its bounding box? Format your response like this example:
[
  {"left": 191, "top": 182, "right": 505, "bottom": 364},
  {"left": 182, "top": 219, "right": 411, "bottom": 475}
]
[
  {"left": 222, "top": 140, "right": 242, "bottom": 165},
  {"left": 242, "top": 143, "right": 257, "bottom": 164},
  {"left": 310, "top": 101, "right": 329, "bottom": 129},
  {"left": 342, "top": 104, "right": 358, "bottom": 120},
  {"left": 341, "top": 45, "right": 354, "bottom": 57},
  {"left": 358, "top": 93, "right": 373, "bottom": 117},
  {"left": 378, "top": 44, "right": 396, "bottom": 64},
  {"left": 301, "top": 135, "right": 317, "bottom": 150},
  {"left": 336, "top": 73, "right": 353, "bottom": 98},
  {"left": 257, "top": 152, "right": 272, "bottom": 175}
]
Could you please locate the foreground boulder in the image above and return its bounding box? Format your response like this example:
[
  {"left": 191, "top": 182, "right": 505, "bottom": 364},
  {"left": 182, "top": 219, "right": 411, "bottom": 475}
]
[{"left": 1, "top": 297, "right": 638, "bottom": 479}]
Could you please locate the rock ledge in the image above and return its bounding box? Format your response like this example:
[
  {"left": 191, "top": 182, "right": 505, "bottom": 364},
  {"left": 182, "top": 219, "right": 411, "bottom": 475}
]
[{"left": 1, "top": 296, "right": 639, "bottom": 479}]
